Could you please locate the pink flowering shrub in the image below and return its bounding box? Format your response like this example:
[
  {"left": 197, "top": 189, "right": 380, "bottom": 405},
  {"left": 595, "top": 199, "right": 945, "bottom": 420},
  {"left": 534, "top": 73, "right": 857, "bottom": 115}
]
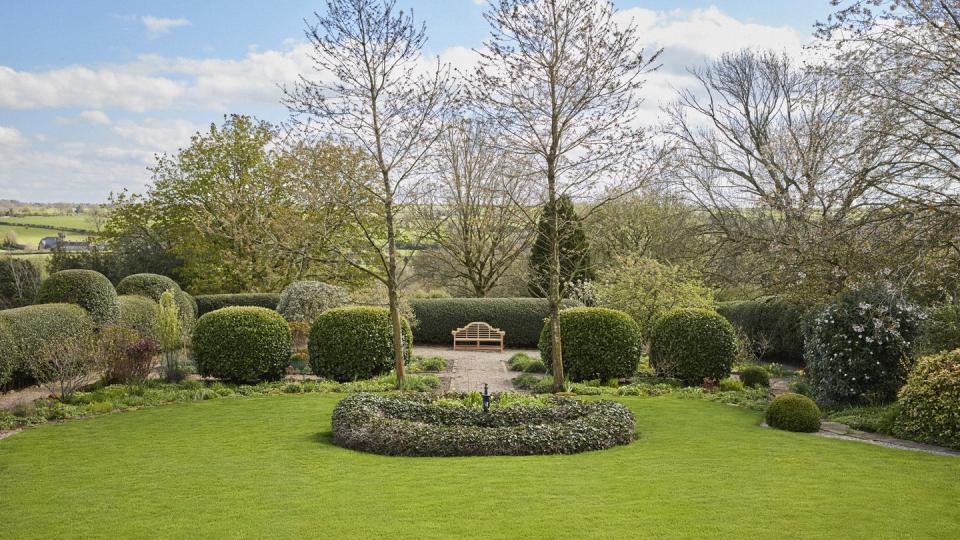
[{"left": 804, "top": 283, "right": 923, "bottom": 406}]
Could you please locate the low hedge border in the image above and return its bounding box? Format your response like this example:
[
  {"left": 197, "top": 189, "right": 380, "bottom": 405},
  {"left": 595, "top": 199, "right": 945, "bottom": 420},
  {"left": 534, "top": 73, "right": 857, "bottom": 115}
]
[
  {"left": 331, "top": 393, "right": 635, "bottom": 456},
  {"left": 194, "top": 293, "right": 281, "bottom": 316},
  {"left": 410, "top": 298, "right": 582, "bottom": 347}
]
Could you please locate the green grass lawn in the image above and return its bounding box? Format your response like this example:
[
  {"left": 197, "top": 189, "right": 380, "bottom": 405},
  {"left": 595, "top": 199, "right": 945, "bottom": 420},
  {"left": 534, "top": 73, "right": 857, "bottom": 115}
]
[{"left": 1, "top": 395, "right": 958, "bottom": 538}]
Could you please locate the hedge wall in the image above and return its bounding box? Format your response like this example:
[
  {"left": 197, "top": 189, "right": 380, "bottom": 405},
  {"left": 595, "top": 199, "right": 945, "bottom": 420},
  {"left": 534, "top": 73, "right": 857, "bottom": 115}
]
[
  {"left": 715, "top": 296, "right": 806, "bottom": 365},
  {"left": 194, "top": 293, "right": 281, "bottom": 316},
  {"left": 0, "top": 303, "right": 95, "bottom": 387},
  {"left": 410, "top": 298, "right": 582, "bottom": 347}
]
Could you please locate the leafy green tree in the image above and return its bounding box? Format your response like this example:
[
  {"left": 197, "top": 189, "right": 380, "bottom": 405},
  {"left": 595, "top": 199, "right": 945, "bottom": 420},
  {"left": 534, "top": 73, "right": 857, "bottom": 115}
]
[{"left": 528, "top": 196, "right": 593, "bottom": 297}]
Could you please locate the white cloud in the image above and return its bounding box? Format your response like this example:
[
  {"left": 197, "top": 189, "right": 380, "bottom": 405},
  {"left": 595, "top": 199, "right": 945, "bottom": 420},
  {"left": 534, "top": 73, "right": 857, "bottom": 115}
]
[
  {"left": 57, "top": 110, "right": 112, "bottom": 125},
  {"left": 0, "top": 126, "right": 25, "bottom": 147},
  {"left": 111, "top": 117, "right": 198, "bottom": 152},
  {"left": 141, "top": 16, "right": 191, "bottom": 37}
]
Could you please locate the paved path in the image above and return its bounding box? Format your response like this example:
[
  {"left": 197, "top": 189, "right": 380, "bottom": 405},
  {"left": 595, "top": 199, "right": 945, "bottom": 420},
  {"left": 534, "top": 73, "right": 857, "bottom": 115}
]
[{"left": 414, "top": 345, "right": 536, "bottom": 394}]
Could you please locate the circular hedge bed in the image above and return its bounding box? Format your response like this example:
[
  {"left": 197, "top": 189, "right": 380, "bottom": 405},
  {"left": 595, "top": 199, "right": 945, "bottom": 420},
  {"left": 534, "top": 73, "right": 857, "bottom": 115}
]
[{"left": 331, "top": 393, "right": 636, "bottom": 456}]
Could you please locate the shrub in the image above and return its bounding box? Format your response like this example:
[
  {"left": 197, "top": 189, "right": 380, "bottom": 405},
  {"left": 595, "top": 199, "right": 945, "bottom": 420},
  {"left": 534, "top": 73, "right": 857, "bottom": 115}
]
[
  {"left": 719, "top": 378, "right": 744, "bottom": 392},
  {"left": 523, "top": 359, "right": 548, "bottom": 373},
  {"left": 115, "top": 273, "right": 180, "bottom": 301},
  {"left": 507, "top": 352, "right": 535, "bottom": 372},
  {"left": 276, "top": 281, "right": 349, "bottom": 322},
  {"left": 411, "top": 356, "right": 447, "bottom": 373},
  {"left": 157, "top": 291, "right": 184, "bottom": 383},
  {"left": 538, "top": 307, "right": 642, "bottom": 382},
  {"left": 309, "top": 306, "right": 413, "bottom": 382},
  {"left": 29, "top": 333, "right": 98, "bottom": 400},
  {"left": 594, "top": 256, "right": 714, "bottom": 340},
  {"left": 715, "top": 296, "right": 806, "bottom": 364},
  {"left": 0, "top": 317, "right": 14, "bottom": 387},
  {"left": 740, "top": 365, "right": 771, "bottom": 388},
  {"left": 921, "top": 302, "right": 960, "bottom": 354},
  {"left": 410, "top": 298, "right": 581, "bottom": 347},
  {"left": 193, "top": 307, "right": 291, "bottom": 383},
  {"left": 895, "top": 350, "right": 960, "bottom": 449},
  {"left": 331, "top": 393, "right": 635, "bottom": 456},
  {"left": 194, "top": 293, "right": 281, "bottom": 316},
  {"left": 0, "top": 303, "right": 95, "bottom": 387},
  {"left": 766, "top": 393, "right": 821, "bottom": 433},
  {"left": 649, "top": 308, "right": 737, "bottom": 385},
  {"left": 289, "top": 320, "right": 310, "bottom": 352},
  {"left": 117, "top": 295, "right": 159, "bottom": 341},
  {"left": 97, "top": 326, "right": 158, "bottom": 386},
  {"left": 35, "top": 269, "right": 120, "bottom": 326},
  {"left": 804, "top": 284, "right": 923, "bottom": 406}
]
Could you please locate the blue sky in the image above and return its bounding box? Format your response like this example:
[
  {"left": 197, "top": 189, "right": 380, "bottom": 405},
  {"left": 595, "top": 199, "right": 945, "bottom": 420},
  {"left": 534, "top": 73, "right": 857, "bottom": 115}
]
[{"left": 0, "top": 1, "right": 833, "bottom": 203}]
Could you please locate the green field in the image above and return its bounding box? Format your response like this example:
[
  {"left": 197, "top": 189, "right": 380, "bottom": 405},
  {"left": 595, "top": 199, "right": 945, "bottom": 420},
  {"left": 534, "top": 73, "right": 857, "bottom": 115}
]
[
  {"left": 0, "top": 214, "right": 98, "bottom": 251},
  {"left": 0, "top": 394, "right": 957, "bottom": 538},
  {"left": 0, "top": 214, "right": 99, "bottom": 230}
]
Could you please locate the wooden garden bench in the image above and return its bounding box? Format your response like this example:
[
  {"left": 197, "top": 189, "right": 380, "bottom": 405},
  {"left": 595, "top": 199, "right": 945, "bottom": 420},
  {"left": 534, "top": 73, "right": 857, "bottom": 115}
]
[{"left": 451, "top": 321, "right": 505, "bottom": 352}]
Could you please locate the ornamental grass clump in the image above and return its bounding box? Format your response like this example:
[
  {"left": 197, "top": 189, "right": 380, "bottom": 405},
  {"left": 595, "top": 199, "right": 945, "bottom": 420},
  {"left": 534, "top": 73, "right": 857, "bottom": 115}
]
[
  {"left": 804, "top": 283, "right": 923, "bottom": 406},
  {"left": 331, "top": 393, "right": 635, "bottom": 457}
]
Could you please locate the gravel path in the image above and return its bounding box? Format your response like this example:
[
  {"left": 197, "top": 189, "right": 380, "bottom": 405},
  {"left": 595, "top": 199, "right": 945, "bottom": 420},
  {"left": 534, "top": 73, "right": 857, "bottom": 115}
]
[{"left": 414, "top": 345, "right": 535, "bottom": 394}]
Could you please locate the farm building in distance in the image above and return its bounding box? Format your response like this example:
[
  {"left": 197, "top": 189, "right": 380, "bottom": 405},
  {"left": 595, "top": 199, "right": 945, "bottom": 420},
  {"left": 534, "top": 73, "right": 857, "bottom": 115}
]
[{"left": 37, "top": 232, "right": 89, "bottom": 252}]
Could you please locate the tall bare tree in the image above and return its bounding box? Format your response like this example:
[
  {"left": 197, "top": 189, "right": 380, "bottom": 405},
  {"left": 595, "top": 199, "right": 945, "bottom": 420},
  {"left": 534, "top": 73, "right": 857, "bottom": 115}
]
[
  {"left": 664, "top": 49, "right": 925, "bottom": 298},
  {"left": 472, "top": 0, "right": 661, "bottom": 391},
  {"left": 285, "top": 0, "right": 454, "bottom": 388},
  {"left": 415, "top": 120, "right": 535, "bottom": 296}
]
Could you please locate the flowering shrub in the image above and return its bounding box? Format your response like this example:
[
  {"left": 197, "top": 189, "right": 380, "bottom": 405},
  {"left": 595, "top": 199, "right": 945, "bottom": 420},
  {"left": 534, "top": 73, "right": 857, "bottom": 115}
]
[
  {"left": 804, "top": 284, "right": 923, "bottom": 406},
  {"left": 895, "top": 350, "right": 960, "bottom": 449},
  {"left": 276, "top": 280, "right": 349, "bottom": 322}
]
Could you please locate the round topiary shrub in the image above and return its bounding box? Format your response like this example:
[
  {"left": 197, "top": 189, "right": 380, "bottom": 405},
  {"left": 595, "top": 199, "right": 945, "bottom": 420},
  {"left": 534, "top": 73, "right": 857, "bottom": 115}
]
[
  {"left": 309, "top": 306, "right": 413, "bottom": 382},
  {"left": 649, "top": 308, "right": 737, "bottom": 385},
  {"left": 766, "top": 393, "right": 821, "bottom": 433},
  {"left": 539, "top": 307, "right": 643, "bottom": 382},
  {"left": 116, "top": 273, "right": 180, "bottom": 301},
  {"left": 894, "top": 350, "right": 960, "bottom": 449},
  {"left": 35, "top": 269, "right": 120, "bottom": 326},
  {"left": 118, "top": 295, "right": 159, "bottom": 341},
  {"left": 0, "top": 303, "right": 95, "bottom": 384},
  {"left": 277, "top": 280, "right": 349, "bottom": 322},
  {"left": 193, "top": 307, "right": 291, "bottom": 383},
  {"left": 804, "top": 283, "right": 923, "bottom": 406},
  {"left": 740, "top": 365, "right": 771, "bottom": 388},
  {"left": 332, "top": 393, "right": 635, "bottom": 456}
]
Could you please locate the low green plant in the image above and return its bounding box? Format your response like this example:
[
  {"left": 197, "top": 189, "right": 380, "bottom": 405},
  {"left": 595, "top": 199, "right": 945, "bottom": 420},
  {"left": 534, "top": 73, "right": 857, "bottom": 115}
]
[
  {"left": 719, "top": 378, "right": 745, "bottom": 392},
  {"left": 740, "top": 366, "right": 770, "bottom": 388},
  {"left": 410, "top": 356, "right": 447, "bottom": 373},
  {"left": 827, "top": 404, "right": 900, "bottom": 435},
  {"left": 507, "top": 352, "right": 535, "bottom": 372},
  {"left": 766, "top": 393, "right": 821, "bottom": 433},
  {"left": 523, "top": 359, "right": 548, "bottom": 373}
]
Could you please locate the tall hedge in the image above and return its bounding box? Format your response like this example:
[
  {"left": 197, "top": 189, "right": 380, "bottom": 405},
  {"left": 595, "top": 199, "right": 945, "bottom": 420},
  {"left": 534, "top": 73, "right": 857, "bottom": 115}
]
[
  {"left": 0, "top": 303, "right": 95, "bottom": 385},
  {"left": 411, "top": 298, "right": 582, "bottom": 347},
  {"left": 715, "top": 296, "right": 806, "bottom": 364},
  {"left": 118, "top": 295, "right": 159, "bottom": 341},
  {"left": 193, "top": 307, "right": 291, "bottom": 383},
  {"left": 0, "top": 316, "right": 15, "bottom": 387},
  {"left": 649, "top": 308, "right": 738, "bottom": 385},
  {"left": 195, "top": 293, "right": 281, "bottom": 316},
  {"left": 35, "top": 269, "right": 120, "bottom": 326},
  {"left": 310, "top": 306, "right": 413, "bottom": 382},
  {"left": 539, "top": 307, "right": 643, "bottom": 382}
]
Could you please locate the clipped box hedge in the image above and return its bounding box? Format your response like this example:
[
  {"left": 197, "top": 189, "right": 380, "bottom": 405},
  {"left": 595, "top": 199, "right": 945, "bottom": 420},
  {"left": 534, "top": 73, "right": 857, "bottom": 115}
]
[
  {"left": 194, "top": 293, "right": 281, "bottom": 316},
  {"left": 715, "top": 296, "right": 806, "bottom": 365},
  {"left": 118, "top": 295, "right": 160, "bottom": 342},
  {"left": 35, "top": 269, "right": 120, "bottom": 326},
  {"left": 309, "top": 306, "right": 413, "bottom": 382},
  {"left": 410, "top": 298, "right": 582, "bottom": 347},
  {"left": 0, "top": 303, "right": 95, "bottom": 387},
  {"left": 539, "top": 307, "right": 643, "bottom": 382},
  {"left": 193, "top": 306, "right": 291, "bottom": 383}
]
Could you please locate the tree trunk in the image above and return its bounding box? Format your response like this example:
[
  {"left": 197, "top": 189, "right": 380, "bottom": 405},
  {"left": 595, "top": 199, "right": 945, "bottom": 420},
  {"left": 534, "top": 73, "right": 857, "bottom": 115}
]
[
  {"left": 547, "top": 169, "right": 564, "bottom": 392},
  {"left": 384, "top": 184, "right": 406, "bottom": 390}
]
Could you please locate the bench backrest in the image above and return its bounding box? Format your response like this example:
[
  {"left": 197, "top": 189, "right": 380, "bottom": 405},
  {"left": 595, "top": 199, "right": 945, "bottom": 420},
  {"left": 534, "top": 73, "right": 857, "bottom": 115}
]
[{"left": 452, "top": 321, "right": 504, "bottom": 339}]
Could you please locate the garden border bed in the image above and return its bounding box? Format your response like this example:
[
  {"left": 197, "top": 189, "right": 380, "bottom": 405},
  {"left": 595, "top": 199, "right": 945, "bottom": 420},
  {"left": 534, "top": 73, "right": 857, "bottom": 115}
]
[{"left": 331, "top": 393, "right": 636, "bottom": 456}]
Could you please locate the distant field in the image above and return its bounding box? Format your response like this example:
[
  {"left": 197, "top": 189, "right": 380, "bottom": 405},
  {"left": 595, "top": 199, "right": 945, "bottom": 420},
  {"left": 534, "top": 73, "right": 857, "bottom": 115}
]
[{"left": 0, "top": 214, "right": 99, "bottom": 231}]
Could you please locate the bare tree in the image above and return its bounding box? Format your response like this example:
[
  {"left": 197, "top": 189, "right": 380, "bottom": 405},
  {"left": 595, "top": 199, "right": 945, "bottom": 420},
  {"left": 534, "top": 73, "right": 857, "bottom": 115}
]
[
  {"left": 664, "top": 50, "right": 919, "bottom": 298},
  {"left": 415, "top": 120, "right": 536, "bottom": 296},
  {"left": 472, "top": 0, "right": 661, "bottom": 391},
  {"left": 285, "top": 0, "right": 454, "bottom": 388}
]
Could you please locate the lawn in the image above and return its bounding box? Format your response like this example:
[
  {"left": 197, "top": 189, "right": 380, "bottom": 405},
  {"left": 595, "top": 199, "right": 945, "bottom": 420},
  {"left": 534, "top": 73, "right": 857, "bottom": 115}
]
[{"left": 1, "top": 395, "right": 958, "bottom": 539}]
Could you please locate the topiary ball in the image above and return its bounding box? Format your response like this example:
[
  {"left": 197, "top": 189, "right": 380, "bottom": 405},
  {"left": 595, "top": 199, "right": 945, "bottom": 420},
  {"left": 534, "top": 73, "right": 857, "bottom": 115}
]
[
  {"left": 309, "top": 306, "right": 413, "bottom": 382},
  {"left": 0, "top": 303, "right": 95, "bottom": 383},
  {"left": 118, "top": 295, "right": 159, "bottom": 341},
  {"left": 116, "top": 273, "right": 180, "bottom": 301},
  {"left": 35, "top": 269, "right": 120, "bottom": 326},
  {"left": 740, "top": 365, "right": 771, "bottom": 388},
  {"left": 193, "top": 307, "right": 291, "bottom": 383},
  {"left": 539, "top": 307, "right": 642, "bottom": 382},
  {"left": 894, "top": 350, "right": 960, "bottom": 450},
  {"left": 277, "top": 280, "right": 349, "bottom": 322},
  {"left": 649, "top": 308, "right": 737, "bottom": 385},
  {"left": 766, "top": 393, "right": 821, "bottom": 433}
]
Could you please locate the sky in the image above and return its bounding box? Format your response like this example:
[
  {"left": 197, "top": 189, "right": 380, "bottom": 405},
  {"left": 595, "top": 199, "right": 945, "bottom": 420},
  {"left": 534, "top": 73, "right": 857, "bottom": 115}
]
[{"left": 0, "top": 1, "right": 834, "bottom": 203}]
